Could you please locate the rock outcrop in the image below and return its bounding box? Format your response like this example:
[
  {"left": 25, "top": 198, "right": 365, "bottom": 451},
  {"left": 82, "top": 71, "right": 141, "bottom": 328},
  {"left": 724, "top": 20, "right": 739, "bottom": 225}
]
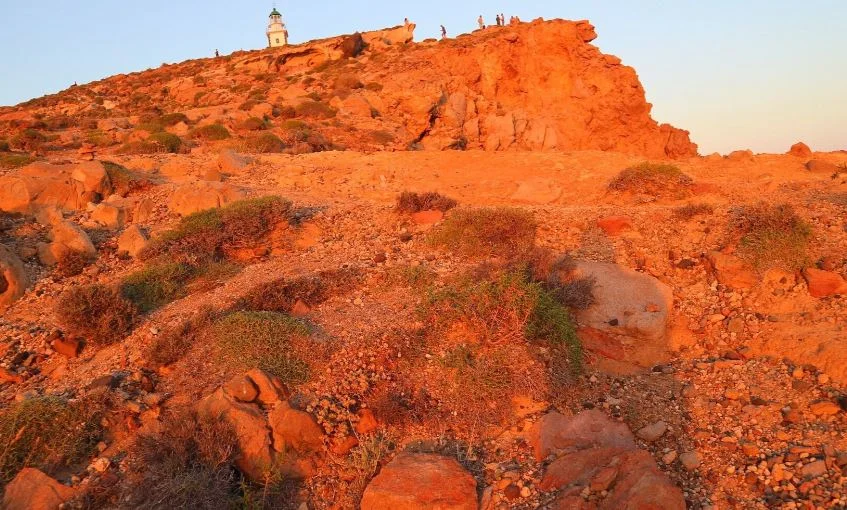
[
  {"left": 2, "top": 468, "right": 76, "bottom": 510},
  {"left": 0, "top": 161, "right": 112, "bottom": 214},
  {"left": 360, "top": 453, "right": 478, "bottom": 510},
  {"left": 36, "top": 219, "right": 96, "bottom": 266},
  {"left": 168, "top": 182, "right": 245, "bottom": 216},
  {"left": 0, "top": 244, "right": 28, "bottom": 308},
  {"left": 196, "top": 370, "right": 324, "bottom": 482},
  {"left": 529, "top": 410, "right": 685, "bottom": 510}
]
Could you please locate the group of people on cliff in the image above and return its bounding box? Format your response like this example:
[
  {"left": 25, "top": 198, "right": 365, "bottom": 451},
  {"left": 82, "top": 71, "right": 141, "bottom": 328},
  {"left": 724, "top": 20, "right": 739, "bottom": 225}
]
[{"left": 478, "top": 13, "right": 521, "bottom": 30}]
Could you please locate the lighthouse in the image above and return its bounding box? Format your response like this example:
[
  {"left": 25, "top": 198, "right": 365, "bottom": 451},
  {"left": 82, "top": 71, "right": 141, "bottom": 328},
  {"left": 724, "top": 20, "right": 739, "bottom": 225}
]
[{"left": 266, "top": 8, "right": 288, "bottom": 47}]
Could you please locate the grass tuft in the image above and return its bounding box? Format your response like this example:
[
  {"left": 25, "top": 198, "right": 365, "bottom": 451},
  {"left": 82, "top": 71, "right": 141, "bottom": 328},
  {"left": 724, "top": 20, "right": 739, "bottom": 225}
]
[
  {"left": 191, "top": 124, "right": 231, "bottom": 141},
  {"left": 731, "top": 203, "right": 812, "bottom": 271},
  {"left": 395, "top": 191, "right": 457, "bottom": 214},
  {"left": 609, "top": 162, "right": 693, "bottom": 196},
  {"left": 429, "top": 208, "right": 536, "bottom": 258},
  {"left": 55, "top": 284, "right": 138, "bottom": 345}
]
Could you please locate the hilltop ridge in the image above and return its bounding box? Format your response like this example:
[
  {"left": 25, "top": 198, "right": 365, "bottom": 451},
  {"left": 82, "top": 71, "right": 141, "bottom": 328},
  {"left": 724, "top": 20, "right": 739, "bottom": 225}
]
[{"left": 0, "top": 18, "right": 696, "bottom": 159}]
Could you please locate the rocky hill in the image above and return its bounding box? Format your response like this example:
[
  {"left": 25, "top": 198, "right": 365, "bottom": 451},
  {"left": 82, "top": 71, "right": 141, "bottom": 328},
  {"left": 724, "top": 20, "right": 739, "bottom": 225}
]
[
  {"left": 0, "top": 19, "right": 695, "bottom": 159},
  {"left": 0, "top": 16, "right": 846, "bottom": 510}
]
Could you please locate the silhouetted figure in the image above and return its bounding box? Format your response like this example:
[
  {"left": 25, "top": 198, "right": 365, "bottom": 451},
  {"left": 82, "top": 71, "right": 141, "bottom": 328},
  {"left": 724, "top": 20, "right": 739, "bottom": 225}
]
[
  {"left": 215, "top": 49, "right": 219, "bottom": 58},
  {"left": 441, "top": 25, "right": 447, "bottom": 39},
  {"left": 500, "top": 13, "right": 505, "bottom": 26},
  {"left": 404, "top": 18, "right": 410, "bottom": 28},
  {"left": 478, "top": 15, "right": 485, "bottom": 30}
]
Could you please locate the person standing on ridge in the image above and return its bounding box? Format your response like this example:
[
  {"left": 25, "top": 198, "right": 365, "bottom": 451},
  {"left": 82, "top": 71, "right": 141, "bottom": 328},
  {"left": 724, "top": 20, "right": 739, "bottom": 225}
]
[
  {"left": 441, "top": 25, "right": 447, "bottom": 39},
  {"left": 215, "top": 49, "right": 219, "bottom": 58},
  {"left": 478, "top": 15, "right": 485, "bottom": 30},
  {"left": 501, "top": 13, "right": 505, "bottom": 26}
]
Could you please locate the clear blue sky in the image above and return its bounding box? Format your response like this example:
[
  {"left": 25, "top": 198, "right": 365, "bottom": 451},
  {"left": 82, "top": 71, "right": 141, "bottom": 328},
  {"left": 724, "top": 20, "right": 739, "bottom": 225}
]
[{"left": 1, "top": 0, "right": 845, "bottom": 154}]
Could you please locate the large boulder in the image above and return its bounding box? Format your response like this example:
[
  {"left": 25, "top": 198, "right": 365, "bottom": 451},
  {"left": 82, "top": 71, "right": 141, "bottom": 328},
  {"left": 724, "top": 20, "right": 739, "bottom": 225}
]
[
  {"left": 0, "top": 162, "right": 111, "bottom": 214},
  {"left": 806, "top": 159, "right": 840, "bottom": 174},
  {"left": 2, "top": 467, "right": 76, "bottom": 510},
  {"left": 91, "top": 203, "right": 125, "bottom": 229},
  {"left": 575, "top": 262, "right": 673, "bottom": 342},
  {"left": 360, "top": 453, "right": 478, "bottom": 510},
  {"left": 37, "top": 220, "right": 96, "bottom": 266},
  {"left": 529, "top": 411, "right": 685, "bottom": 510},
  {"left": 217, "top": 149, "right": 252, "bottom": 175},
  {"left": 804, "top": 268, "right": 847, "bottom": 298},
  {"left": 168, "top": 182, "right": 245, "bottom": 216},
  {"left": 0, "top": 244, "right": 28, "bottom": 308},
  {"left": 116, "top": 225, "right": 149, "bottom": 258},
  {"left": 788, "top": 142, "right": 812, "bottom": 158}
]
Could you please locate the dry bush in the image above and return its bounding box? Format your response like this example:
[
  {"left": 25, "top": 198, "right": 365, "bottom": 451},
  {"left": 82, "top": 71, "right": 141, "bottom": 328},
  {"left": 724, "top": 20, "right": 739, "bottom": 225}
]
[
  {"left": 191, "top": 124, "right": 230, "bottom": 141},
  {"left": 121, "top": 410, "right": 240, "bottom": 509},
  {"left": 240, "top": 117, "right": 267, "bottom": 131},
  {"left": 0, "top": 396, "right": 105, "bottom": 484},
  {"left": 334, "top": 73, "right": 364, "bottom": 91},
  {"left": 674, "top": 202, "right": 715, "bottom": 220},
  {"left": 237, "top": 269, "right": 360, "bottom": 313},
  {"left": 142, "top": 196, "right": 294, "bottom": 264},
  {"left": 527, "top": 250, "right": 595, "bottom": 311},
  {"left": 395, "top": 191, "right": 457, "bottom": 214},
  {"left": 10, "top": 128, "right": 46, "bottom": 151},
  {"left": 428, "top": 208, "right": 536, "bottom": 258},
  {"left": 145, "top": 309, "right": 217, "bottom": 367},
  {"left": 730, "top": 203, "right": 812, "bottom": 271},
  {"left": 608, "top": 162, "right": 693, "bottom": 196},
  {"left": 213, "top": 311, "right": 324, "bottom": 385},
  {"left": 55, "top": 250, "right": 94, "bottom": 277},
  {"left": 160, "top": 112, "right": 189, "bottom": 126},
  {"left": 118, "top": 132, "right": 183, "bottom": 154},
  {"left": 55, "top": 284, "right": 138, "bottom": 345},
  {"left": 295, "top": 100, "right": 337, "bottom": 119}
]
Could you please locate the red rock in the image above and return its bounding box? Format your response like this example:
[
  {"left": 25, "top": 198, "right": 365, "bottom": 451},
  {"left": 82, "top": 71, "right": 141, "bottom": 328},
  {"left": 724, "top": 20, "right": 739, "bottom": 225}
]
[
  {"left": 223, "top": 374, "right": 259, "bottom": 403},
  {"left": 167, "top": 181, "right": 245, "bottom": 216},
  {"left": 355, "top": 408, "right": 379, "bottom": 435},
  {"left": 267, "top": 401, "right": 324, "bottom": 456},
  {"left": 290, "top": 299, "right": 311, "bottom": 317},
  {"left": 806, "top": 159, "right": 839, "bottom": 174},
  {"left": 51, "top": 336, "right": 82, "bottom": 358},
  {"left": 360, "top": 453, "right": 477, "bottom": 510},
  {"left": 0, "top": 367, "right": 23, "bottom": 384},
  {"left": 330, "top": 435, "right": 359, "bottom": 456},
  {"left": 411, "top": 210, "right": 444, "bottom": 225},
  {"left": 597, "top": 216, "right": 633, "bottom": 236},
  {"left": 788, "top": 142, "right": 812, "bottom": 158},
  {"left": 578, "top": 327, "right": 625, "bottom": 361},
  {"left": 540, "top": 446, "right": 626, "bottom": 490},
  {"left": 527, "top": 409, "right": 635, "bottom": 462},
  {"left": 2, "top": 468, "right": 76, "bottom": 510},
  {"left": 804, "top": 268, "right": 847, "bottom": 298},
  {"left": 116, "top": 225, "right": 149, "bottom": 259},
  {"left": 706, "top": 251, "right": 757, "bottom": 289},
  {"left": 245, "top": 369, "right": 288, "bottom": 406}
]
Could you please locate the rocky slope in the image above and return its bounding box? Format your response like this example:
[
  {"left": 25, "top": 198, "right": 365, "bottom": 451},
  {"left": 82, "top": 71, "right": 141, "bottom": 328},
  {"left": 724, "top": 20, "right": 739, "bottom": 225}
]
[{"left": 0, "top": 15, "right": 846, "bottom": 510}]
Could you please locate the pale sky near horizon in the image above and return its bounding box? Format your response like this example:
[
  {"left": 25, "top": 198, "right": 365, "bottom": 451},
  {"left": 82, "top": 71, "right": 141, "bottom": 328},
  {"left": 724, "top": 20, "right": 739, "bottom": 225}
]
[{"left": 0, "top": 1, "right": 844, "bottom": 154}]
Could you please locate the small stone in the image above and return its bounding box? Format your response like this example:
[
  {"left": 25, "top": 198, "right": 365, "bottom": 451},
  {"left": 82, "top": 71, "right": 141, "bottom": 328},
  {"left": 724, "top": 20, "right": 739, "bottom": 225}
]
[
  {"left": 680, "top": 451, "right": 701, "bottom": 471},
  {"left": 503, "top": 484, "right": 521, "bottom": 500},
  {"left": 90, "top": 457, "right": 110, "bottom": 473},
  {"left": 809, "top": 400, "right": 840, "bottom": 416},
  {"left": 800, "top": 460, "right": 827, "bottom": 479},
  {"left": 519, "top": 486, "right": 531, "bottom": 498},
  {"left": 724, "top": 389, "right": 742, "bottom": 400},
  {"left": 636, "top": 421, "right": 668, "bottom": 442},
  {"left": 662, "top": 451, "right": 678, "bottom": 464}
]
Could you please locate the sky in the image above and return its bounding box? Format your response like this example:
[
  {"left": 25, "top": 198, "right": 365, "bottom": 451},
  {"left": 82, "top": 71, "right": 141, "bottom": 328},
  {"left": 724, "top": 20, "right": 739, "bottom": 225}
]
[{"left": 0, "top": 0, "right": 844, "bottom": 154}]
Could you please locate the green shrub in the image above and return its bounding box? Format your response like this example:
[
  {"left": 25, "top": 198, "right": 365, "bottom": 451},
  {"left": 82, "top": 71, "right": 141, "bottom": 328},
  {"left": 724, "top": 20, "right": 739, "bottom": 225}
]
[
  {"left": 84, "top": 129, "right": 115, "bottom": 148},
  {"left": 295, "top": 100, "right": 337, "bottom": 119},
  {"left": 396, "top": 191, "right": 457, "bottom": 214},
  {"left": 213, "top": 311, "right": 315, "bottom": 384},
  {"left": 608, "top": 162, "right": 693, "bottom": 196},
  {"left": 0, "top": 153, "right": 35, "bottom": 169},
  {"left": 10, "top": 128, "right": 46, "bottom": 151},
  {"left": 191, "top": 124, "right": 230, "bottom": 141},
  {"left": 240, "top": 132, "right": 286, "bottom": 153},
  {"left": 142, "top": 196, "right": 293, "bottom": 264},
  {"left": 429, "top": 208, "right": 536, "bottom": 258},
  {"left": 732, "top": 203, "right": 812, "bottom": 271},
  {"left": 122, "top": 262, "right": 195, "bottom": 313},
  {"left": 55, "top": 284, "right": 138, "bottom": 345},
  {"left": 0, "top": 396, "right": 105, "bottom": 484}
]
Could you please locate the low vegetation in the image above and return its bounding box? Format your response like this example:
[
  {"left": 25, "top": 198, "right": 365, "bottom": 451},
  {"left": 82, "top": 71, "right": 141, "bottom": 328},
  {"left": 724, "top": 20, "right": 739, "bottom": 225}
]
[
  {"left": 295, "top": 100, "right": 337, "bottom": 119},
  {"left": 121, "top": 262, "right": 195, "bottom": 313},
  {"left": 0, "top": 396, "right": 105, "bottom": 484},
  {"left": 609, "top": 162, "right": 693, "bottom": 197},
  {"left": 213, "top": 311, "right": 318, "bottom": 385},
  {"left": 731, "top": 202, "right": 812, "bottom": 271},
  {"left": 0, "top": 152, "right": 35, "bottom": 169},
  {"left": 396, "top": 191, "right": 457, "bottom": 214},
  {"left": 240, "top": 132, "right": 286, "bottom": 153},
  {"left": 240, "top": 117, "right": 267, "bottom": 131},
  {"left": 103, "top": 161, "right": 146, "bottom": 196},
  {"left": 674, "top": 202, "right": 715, "bottom": 220},
  {"left": 122, "top": 411, "right": 240, "bottom": 509},
  {"left": 191, "top": 124, "right": 231, "bottom": 141},
  {"left": 237, "top": 269, "right": 360, "bottom": 313},
  {"left": 145, "top": 308, "right": 217, "bottom": 367},
  {"left": 55, "top": 250, "right": 94, "bottom": 277},
  {"left": 118, "top": 132, "right": 183, "bottom": 154},
  {"left": 529, "top": 250, "right": 596, "bottom": 311},
  {"left": 55, "top": 284, "right": 138, "bottom": 345},
  {"left": 429, "top": 207, "right": 536, "bottom": 258},
  {"left": 142, "top": 196, "right": 294, "bottom": 264}
]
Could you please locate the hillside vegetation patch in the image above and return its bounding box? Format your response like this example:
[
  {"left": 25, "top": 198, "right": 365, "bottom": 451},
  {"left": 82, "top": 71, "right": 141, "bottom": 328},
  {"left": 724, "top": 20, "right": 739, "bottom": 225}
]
[
  {"left": 609, "top": 162, "right": 693, "bottom": 197},
  {"left": 429, "top": 207, "right": 536, "bottom": 258},
  {"left": 396, "top": 191, "right": 457, "bottom": 214},
  {"left": 55, "top": 284, "right": 138, "bottom": 345},
  {"left": 731, "top": 203, "right": 812, "bottom": 271}
]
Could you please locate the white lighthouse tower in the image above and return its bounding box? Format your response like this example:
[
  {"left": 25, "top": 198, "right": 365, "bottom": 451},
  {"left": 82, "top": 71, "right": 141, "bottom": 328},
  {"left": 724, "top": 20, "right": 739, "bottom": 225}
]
[{"left": 266, "top": 7, "right": 288, "bottom": 47}]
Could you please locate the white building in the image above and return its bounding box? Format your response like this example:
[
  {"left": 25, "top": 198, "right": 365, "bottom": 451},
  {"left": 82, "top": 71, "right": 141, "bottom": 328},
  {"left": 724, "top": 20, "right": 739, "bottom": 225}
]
[{"left": 266, "top": 8, "right": 288, "bottom": 47}]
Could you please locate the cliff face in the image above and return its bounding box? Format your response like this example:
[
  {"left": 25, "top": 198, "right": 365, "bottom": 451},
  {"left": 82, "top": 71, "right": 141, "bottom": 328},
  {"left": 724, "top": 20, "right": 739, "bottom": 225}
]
[
  {"left": 0, "top": 19, "right": 696, "bottom": 159},
  {"left": 372, "top": 19, "right": 697, "bottom": 157}
]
